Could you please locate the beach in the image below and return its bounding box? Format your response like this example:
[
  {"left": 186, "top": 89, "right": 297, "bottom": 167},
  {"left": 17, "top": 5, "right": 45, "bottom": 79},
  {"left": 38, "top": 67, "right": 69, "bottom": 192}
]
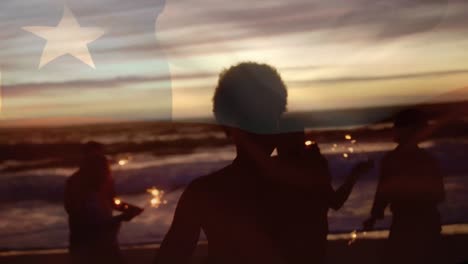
[
  {"left": 2, "top": 0, "right": 468, "bottom": 261},
  {"left": 1, "top": 121, "right": 468, "bottom": 261},
  {"left": 1, "top": 234, "right": 468, "bottom": 264}
]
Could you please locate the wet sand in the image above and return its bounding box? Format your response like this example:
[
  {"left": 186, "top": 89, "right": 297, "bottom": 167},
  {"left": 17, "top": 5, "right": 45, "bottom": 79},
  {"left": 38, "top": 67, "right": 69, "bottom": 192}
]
[{"left": 1, "top": 235, "right": 468, "bottom": 264}]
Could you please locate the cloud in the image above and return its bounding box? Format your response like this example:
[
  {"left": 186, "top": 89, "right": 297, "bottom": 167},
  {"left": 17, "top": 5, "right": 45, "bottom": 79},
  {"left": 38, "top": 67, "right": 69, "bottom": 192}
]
[
  {"left": 156, "top": 0, "right": 463, "bottom": 57},
  {"left": 61, "top": 0, "right": 454, "bottom": 59},
  {"left": 2, "top": 0, "right": 466, "bottom": 61},
  {"left": 290, "top": 69, "right": 468, "bottom": 85},
  {"left": 3, "top": 72, "right": 215, "bottom": 97},
  {"left": 2, "top": 0, "right": 466, "bottom": 67}
]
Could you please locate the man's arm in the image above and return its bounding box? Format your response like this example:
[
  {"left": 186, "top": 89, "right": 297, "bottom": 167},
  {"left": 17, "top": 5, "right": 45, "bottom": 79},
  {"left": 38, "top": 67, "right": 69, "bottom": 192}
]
[
  {"left": 329, "top": 160, "right": 373, "bottom": 210},
  {"left": 64, "top": 178, "right": 73, "bottom": 215},
  {"left": 424, "top": 153, "right": 445, "bottom": 203},
  {"left": 64, "top": 173, "right": 81, "bottom": 215},
  {"left": 363, "top": 158, "right": 390, "bottom": 230},
  {"left": 329, "top": 174, "right": 358, "bottom": 211},
  {"left": 370, "top": 161, "right": 390, "bottom": 219},
  {"left": 155, "top": 184, "right": 201, "bottom": 264}
]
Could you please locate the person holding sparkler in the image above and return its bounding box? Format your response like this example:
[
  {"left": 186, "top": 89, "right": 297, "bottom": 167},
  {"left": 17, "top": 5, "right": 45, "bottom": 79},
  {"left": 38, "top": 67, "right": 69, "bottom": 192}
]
[
  {"left": 270, "top": 118, "right": 373, "bottom": 263},
  {"left": 65, "top": 141, "right": 142, "bottom": 264},
  {"left": 362, "top": 109, "right": 445, "bottom": 264}
]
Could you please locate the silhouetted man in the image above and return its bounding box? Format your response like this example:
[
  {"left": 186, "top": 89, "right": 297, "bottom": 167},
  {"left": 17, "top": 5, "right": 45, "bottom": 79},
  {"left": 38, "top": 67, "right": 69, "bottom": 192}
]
[
  {"left": 155, "top": 63, "right": 371, "bottom": 264},
  {"left": 155, "top": 62, "right": 288, "bottom": 264},
  {"left": 363, "top": 109, "right": 445, "bottom": 264}
]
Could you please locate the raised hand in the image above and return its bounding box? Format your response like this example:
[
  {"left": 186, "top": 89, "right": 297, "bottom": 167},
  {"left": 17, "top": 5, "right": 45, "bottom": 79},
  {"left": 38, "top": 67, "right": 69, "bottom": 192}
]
[{"left": 120, "top": 206, "right": 144, "bottom": 222}]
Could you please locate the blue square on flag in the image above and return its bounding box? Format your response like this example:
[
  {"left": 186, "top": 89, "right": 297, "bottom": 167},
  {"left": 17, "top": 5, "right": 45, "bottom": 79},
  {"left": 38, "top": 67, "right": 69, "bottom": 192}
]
[{"left": 0, "top": 0, "right": 171, "bottom": 124}]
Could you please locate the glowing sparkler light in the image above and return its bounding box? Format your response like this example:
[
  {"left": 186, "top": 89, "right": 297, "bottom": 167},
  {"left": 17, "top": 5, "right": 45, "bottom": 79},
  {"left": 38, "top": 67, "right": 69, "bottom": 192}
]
[
  {"left": 150, "top": 197, "right": 161, "bottom": 207},
  {"left": 114, "top": 198, "right": 121, "bottom": 205},
  {"left": 147, "top": 187, "right": 160, "bottom": 196},
  {"left": 345, "top": 134, "right": 352, "bottom": 140},
  {"left": 117, "top": 156, "right": 132, "bottom": 166},
  {"left": 343, "top": 153, "right": 349, "bottom": 158},
  {"left": 348, "top": 230, "right": 358, "bottom": 246},
  {"left": 304, "top": 140, "right": 314, "bottom": 146},
  {"left": 147, "top": 187, "right": 167, "bottom": 208}
]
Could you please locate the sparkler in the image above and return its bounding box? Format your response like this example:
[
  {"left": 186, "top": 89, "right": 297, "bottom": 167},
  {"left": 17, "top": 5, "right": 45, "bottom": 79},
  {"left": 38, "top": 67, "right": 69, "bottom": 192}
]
[
  {"left": 348, "top": 230, "right": 358, "bottom": 245},
  {"left": 146, "top": 187, "right": 167, "bottom": 208},
  {"left": 117, "top": 155, "right": 133, "bottom": 166},
  {"left": 348, "top": 230, "right": 367, "bottom": 246},
  {"left": 342, "top": 134, "right": 353, "bottom": 158},
  {"left": 344, "top": 132, "right": 372, "bottom": 246},
  {"left": 342, "top": 134, "right": 361, "bottom": 159},
  {"left": 113, "top": 197, "right": 143, "bottom": 218},
  {"left": 113, "top": 187, "right": 168, "bottom": 211},
  {"left": 329, "top": 143, "right": 337, "bottom": 153}
]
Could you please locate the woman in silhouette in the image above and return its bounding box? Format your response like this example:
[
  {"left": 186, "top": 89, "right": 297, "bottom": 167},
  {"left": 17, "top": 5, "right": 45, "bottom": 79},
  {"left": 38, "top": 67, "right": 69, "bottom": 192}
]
[
  {"left": 65, "top": 142, "right": 137, "bottom": 264},
  {"left": 363, "top": 109, "right": 445, "bottom": 264}
]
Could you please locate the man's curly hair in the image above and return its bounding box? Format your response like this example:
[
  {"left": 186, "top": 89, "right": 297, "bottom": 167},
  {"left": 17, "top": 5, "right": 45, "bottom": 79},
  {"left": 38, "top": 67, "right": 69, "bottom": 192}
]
[{"left": 212, "top": 62, "right": 288, "bottom": 133}]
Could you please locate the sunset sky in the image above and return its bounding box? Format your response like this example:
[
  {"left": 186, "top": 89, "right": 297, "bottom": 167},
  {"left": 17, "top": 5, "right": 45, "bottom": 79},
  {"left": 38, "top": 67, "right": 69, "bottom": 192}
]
[{"left": 1, "top": 0, "right": 468, "bottom": 126}]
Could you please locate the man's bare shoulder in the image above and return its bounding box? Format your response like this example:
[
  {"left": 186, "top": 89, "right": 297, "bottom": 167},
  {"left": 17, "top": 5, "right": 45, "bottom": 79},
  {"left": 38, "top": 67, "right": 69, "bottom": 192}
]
[
  {"left": 177, "top": 165, "right": 235, "bottom": 208},
  {"left": 66, "top": 171, "right": 80, "bottom": 186},
  {"left": 186, "top": 164, "right": 234, "bottom": 192}
]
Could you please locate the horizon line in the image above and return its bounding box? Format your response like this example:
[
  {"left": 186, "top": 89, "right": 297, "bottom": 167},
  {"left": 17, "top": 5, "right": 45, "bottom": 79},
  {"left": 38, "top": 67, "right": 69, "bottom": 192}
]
[{"left": 1, "top": 99, "right": 467, "bottom": 129}]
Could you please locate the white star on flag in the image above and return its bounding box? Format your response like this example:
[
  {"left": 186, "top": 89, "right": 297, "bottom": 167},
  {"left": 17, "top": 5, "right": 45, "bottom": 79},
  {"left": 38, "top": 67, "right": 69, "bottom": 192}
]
[{"left": 23, "top": 7, "right": 105, "bottom": 69}]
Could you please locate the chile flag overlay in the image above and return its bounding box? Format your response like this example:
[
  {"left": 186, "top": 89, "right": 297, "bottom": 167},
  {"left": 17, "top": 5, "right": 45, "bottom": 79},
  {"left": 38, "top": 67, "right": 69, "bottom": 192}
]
[{"left": 0, "top": 0, "right": 171, "bottom": 125}]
